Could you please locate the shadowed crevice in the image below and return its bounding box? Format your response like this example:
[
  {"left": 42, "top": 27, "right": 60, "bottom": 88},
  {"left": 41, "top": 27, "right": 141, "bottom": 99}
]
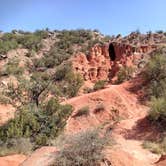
[{"left": 108, "top": 43, "right": 116, "bottom": 61}]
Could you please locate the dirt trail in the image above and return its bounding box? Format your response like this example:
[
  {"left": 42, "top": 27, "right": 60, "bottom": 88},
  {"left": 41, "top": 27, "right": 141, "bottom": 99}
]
[{"left": 63, "top": 82, "right": 160, "bottom": 166}]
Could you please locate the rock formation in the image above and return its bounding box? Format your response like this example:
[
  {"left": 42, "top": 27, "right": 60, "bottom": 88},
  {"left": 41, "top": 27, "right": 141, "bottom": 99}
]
[{"left": 72, "top": 42, "right": 157, "bottom": 82}]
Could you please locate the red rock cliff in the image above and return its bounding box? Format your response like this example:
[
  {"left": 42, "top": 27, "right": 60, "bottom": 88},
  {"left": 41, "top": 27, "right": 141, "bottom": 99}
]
[{"left": 71, "top": 42, "right": 157, "bottom": 82}]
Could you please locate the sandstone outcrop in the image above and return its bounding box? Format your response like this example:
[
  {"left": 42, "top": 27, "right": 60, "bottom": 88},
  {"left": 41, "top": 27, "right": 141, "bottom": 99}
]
[{"left": 72, "top": 42, "right": 158, "bottom": 82}]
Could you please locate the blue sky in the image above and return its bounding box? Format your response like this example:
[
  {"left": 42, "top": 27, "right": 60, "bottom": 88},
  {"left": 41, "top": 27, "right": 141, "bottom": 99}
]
[{"left": 0, "top": 0, "right": 166, "bottom": 36}]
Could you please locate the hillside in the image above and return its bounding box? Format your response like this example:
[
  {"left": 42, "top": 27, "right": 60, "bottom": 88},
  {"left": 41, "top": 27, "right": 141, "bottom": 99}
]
[{"left": 0, "top": 30, "right": 166, "bottom": 166}]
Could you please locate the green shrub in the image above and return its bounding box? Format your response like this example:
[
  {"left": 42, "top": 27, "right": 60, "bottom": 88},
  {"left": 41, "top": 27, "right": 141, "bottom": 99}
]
[
  {"left": 0, "top": 138, "right": 33, "bottom": 156},
  {"left": 0, "top": 40, "right": 18, "bottom": 54},
  {"left": 148, "top": 97, "right": 166, "bottom": 128},
  {"left": 0, "top": 98, "right": 73, "bottom": 149},
  {"left": 55, "top": 65, "right": 83, "bottom": 98},
  {"left": 142, "top": 141, "right": 163, "bottom": 154},
  {"left": 35, "top": 134, "right": 48, "bottom": 146},
  {"left": 54, "top": 29, "right": 105, "bottom": 55},
  {"left": 116, "top": 66, "right": 134, "bottom": 84},
  {"left": 49, "top": 84, "right": 62, "bottom": 96},
  {"left": 32, "top": 58, "right": 45, "bottom": 69},
  {"left": 102, "top": 35, "right": 112, "bottom": 42},
  {"left": 4, "top": 78, "right": 30, "bottom": 106},
  {"left": 143, "top": 137, "right": 166, "bottom": 155},
  {"left": 73, "top": 106, "right": 89, "bottom": 117},
  {"left": 65, "top": 72, "right": 83, "bottom": 97},
  {"left": 156, "top": 30, "right": 164, "bottom": 34},
  {"left": 52, "top": 129, "right": 109, "bottom": 166},
  {"left": 25, "top": 50, "right": 36, "bottom": 57},
  {"left": 55, "top": 64, "right": 72, "bottom": 81},
  {"left": 45, "top": 48, "right": 71, "bottom": 67},
  {"left": 93, "top": 80, "right": 106, "bottom": 91},
  {"left": 43, "top": 56, "right": 57, "bottom": 68},
  {"left": 34, "top": 30, "right": 49, "bottom": 39},
  {"left": 45, "top": 98, "right": 60, "bottom": 115},
  {"left": 29, "top": 71, "right": 51, "bottom": 106},
  {"left": 144, "top": 48, "right": 166, "bottom": 136},
  {"left": 144, "top": 52, "right": 166, "bottom": 98},
  {"left": 0, "top": 31, "right": 47, "bottom": 54},
  {"left": 3, "top": 72, "right": 51, "bottom": 106},
  {"left": 0, "top": 33, "right": 19, "bottom": 54},
  {"left": 0, "top": 94, "right": 11, "bottom": 105},
  {"left": 1, "top": 58, "right": 24, "bottom": 76},
  {"left": 16, "top": 33, "right": 44, "bottom": 51}
]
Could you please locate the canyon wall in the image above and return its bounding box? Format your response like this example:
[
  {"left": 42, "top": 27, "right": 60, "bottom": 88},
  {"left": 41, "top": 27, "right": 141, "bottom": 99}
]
[{"left": 71, "top": 42, "right": 157, "bottom": 82}]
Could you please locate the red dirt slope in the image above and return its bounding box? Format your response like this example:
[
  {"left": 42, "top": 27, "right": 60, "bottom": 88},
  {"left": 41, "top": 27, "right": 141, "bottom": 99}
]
[
  {"left": 63, "top": 82, "right": 160, "bottom": 166},
  {"left": 21, "top": 147, "right": 57, "bottom": 166},
  {"left": 0, "top": 154, "right": 26, "bottom": 166}
]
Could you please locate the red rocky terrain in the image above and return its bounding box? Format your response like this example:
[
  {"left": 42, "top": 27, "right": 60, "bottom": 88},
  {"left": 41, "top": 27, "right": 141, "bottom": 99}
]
[{"left": 0, "top": 31, "right": 166, "bottom": 166}]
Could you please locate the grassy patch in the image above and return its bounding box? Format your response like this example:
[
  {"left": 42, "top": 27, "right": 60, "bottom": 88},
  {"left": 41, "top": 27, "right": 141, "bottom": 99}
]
[
  {"left": 73, "top": 106, "right": 89, "bottom": 117},
  {"left": 0, "top": 138, "right": 33, "bottom": 156},
  {"left": 93, "top": 80, "right": 106, "bottom": 91}
]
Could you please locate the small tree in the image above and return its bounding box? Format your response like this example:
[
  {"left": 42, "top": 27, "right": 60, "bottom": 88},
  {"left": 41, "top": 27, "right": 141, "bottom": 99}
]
[{"left": 29, "top": 72, "right": 51, "bottom": 106}]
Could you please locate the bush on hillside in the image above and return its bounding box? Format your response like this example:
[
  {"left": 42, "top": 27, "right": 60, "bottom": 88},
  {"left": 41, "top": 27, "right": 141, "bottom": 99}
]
[
  {"left": 3, "top": 78, "right": 31, "bottom": 106},
  {"left": 115, "top": 66, "right": 134, "bottom": 84},
  {"left": 55, "top": 63, "right": 72, "bottom": 81},
  {"left": 0, "top": 138, "right": 33, "bottom": 156},
  {"left": 0, "top": 40, "right": 18, "bottom": 54},
  {"left": 0, "top": 30, "right": 48, "bottom": 54},
  {"left": 93, "top": 80, "right": 106, "bottom": 91},
  {"left": 0, "top": 98, "right": 73, "bottom": 151},
  {"left": 143, "top": 137, "right": 166, "bottom": 154},
  {"left": 28, "top": 71, "right": 51, "bottom": 106},
  {"left": 64, "top": 72, "right": 84, "bottom": 97},
  {"left": 32, "top": 58, "right": 46, "bottom": 69},
  {"left": 55, "top": 64, "right": 83, "bottom": 97},
  {"left": 142, "top": 141, "right": 163, "bottom": 154},
  {"left": 148, "top": 97, "right": 166, "bottom": 128},
  {"left": 143, "top": 49, "right": 166, "bottom": 133},
  {"left": 52, "top": 129, "right": 109, "bottom": 166},
  {"left": 0, "top": 94, "right": 11, "bottom": 105},
  {"left": 16, "top": 30, "right": 48, "bottom": 51},
  {"left": 1, "top": 58, "right": 24, "bottom": 76},
  {"left": 45, "top": 48, "right": 71, "bottom": 67},
  {"left": 144, "top": 52, "right": 166, "bottom": 98},
  {"left": 73, "top": 106, "right": 89, "bottom": 117},
  {"left": 3, "top": 72, "right": 51, "bottom": 106}
]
